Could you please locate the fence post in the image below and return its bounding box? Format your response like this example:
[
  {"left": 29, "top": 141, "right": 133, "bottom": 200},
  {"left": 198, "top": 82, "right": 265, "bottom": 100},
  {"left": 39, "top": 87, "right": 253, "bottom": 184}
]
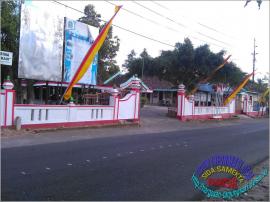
[
  {"left": 1, "top": 77, "right": 15, "bottom": 127},
  {"left": 109, "top": 88, "right": 120, "bottom": 120},
  {"left": 129, "top": 79, "right": 141, "bottom": 121},
  {"left": 177, "top": 84, "right": 185, "bottom": 121}
]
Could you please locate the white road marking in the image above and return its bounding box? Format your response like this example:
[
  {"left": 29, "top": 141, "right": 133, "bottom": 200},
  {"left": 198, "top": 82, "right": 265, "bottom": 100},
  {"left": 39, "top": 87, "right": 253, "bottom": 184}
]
[
  {"left": 140, "top": 149, "right": 145, "bottom": 152},
  {"left": 129, "top": 151, "right": 134, "bottom": 154},
  {"left": 102, "top": 156, "right": 107, "bottom": 159},
  {"left": 67, "top": 163, "right": 72, "bottom": 166},
  {"left": 45, "top": 167, "right": 51, "bottom": 170},
  {"left": 86, "top": 160, "right": 91, "bottom": 162},
  {"left": 21, "top": 171, "right": 26, "bottom": 175}
]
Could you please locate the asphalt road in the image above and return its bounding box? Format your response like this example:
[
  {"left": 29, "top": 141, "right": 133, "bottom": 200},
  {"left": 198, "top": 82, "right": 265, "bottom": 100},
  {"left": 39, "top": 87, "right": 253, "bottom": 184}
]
[{"left": 1, "top": 119, "right": 269, "bottom": 201}]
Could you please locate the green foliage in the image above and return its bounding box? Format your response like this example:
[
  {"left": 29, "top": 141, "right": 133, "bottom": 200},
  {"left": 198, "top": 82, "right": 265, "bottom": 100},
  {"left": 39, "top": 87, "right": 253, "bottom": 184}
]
[
  {"left": 140, "top": 96, "right": 148, "bottom": 108},
  {"left": 0, "top": 2, "right": 120, "bottom": 103},
  {"left": 245, "top": 77, "right": 269, "bottom": 94},
  {"left": 0, "top": 0, "right": 20, "bottom": 81},
  {"left": 124, "top": 37, "right": 248, "bottom": 92},
  {"left": 78, "top": 4, "right": 120, "bottom": 83}
]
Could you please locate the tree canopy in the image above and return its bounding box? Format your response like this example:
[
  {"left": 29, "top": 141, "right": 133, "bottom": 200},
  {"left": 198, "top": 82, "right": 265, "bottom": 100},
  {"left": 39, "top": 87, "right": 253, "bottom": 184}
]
[
  {"left": 1, "top": 0, "right": 20, "bottom": 81},
  {"left": 79, "top": 4, "right": 120, "bottom": 83},
  {"left": 124, "top": 38, "right": 247, "bottom": 92}
]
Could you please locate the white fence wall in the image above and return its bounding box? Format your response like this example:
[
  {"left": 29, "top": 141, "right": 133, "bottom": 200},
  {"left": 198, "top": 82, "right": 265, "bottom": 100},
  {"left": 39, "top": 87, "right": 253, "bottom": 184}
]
[
  {"left": 0, "top": 90, "right": 15, "bottom": 127},
  {"left": 0, "top": 92, "right": 5, "bottom": 126},
  {"left": 14, "top": 105, "right": 114, "bottom": 125},
  {"left": 118, "top": 91, "right": 140, "bottom": 120},
  {"left": 177, "top": 87, "right": 236, "bottom": 121},
  {"left": 1, "top": 87, "right": 140, "bottom": 128},
  {"left": 194, "top": 106, "right": 230, "bottom": 115}
]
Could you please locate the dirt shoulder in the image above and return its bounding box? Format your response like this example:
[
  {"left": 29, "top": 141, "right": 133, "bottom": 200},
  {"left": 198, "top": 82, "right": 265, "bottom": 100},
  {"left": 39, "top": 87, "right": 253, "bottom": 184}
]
[{"left": 236, "top": 159, "right": 269, "bottom": 201}]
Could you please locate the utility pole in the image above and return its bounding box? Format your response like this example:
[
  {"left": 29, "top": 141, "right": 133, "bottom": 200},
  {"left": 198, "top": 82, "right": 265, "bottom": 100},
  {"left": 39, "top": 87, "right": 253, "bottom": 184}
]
[
  {"left": 142, "top": 57, "right": 144, "bottom": 81},
  {"left": 252, "top": 38, "right": 258, "bottom": 82}
]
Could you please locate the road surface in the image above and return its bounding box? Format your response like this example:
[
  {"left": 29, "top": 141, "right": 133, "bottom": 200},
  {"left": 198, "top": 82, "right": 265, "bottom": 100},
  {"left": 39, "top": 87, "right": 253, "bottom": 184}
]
[{"left": 1, "top": 119, "right": 269, "bottom": 200}]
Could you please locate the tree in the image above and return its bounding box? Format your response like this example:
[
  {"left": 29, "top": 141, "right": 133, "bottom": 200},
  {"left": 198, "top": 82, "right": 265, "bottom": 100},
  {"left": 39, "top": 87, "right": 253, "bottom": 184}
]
[
  {"left": 0, "top": 0, "right": 25, "bottom": 101},
  {"left": 1, "top": 0, "right": 19, "bottom": 80},
  {"left": 124, "top": 49, "right": 137, "bottom": 76},
  {"left": 124, "top": 49, "right": 136, "bottom": 66},
  {"left": 244, "top": 0, "right": 262, "bottom": 9},
  {"left": 123, "top": 37, "right": 247, "bottom": 92},
  {"left": 79, "top": 4, "right": 120, "bottom": 83}
]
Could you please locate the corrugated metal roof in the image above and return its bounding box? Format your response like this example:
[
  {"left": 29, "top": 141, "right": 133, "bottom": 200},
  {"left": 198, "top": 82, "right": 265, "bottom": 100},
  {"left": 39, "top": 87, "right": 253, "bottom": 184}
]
[{"left": 197, "top": 83, "right": 213, "bottom": 92}]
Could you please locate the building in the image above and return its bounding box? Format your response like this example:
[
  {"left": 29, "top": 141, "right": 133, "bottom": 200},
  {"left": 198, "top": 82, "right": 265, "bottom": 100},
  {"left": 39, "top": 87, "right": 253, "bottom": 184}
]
[
  {"left": 235, "top": 89, "right": 260, "bottom": 114},
  {"left": 141, "top": 76, "right": 177, "bottom": 106}
]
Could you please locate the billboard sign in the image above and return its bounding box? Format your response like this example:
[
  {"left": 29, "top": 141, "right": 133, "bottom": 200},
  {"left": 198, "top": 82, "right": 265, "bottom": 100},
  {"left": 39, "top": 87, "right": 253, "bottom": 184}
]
[
  {"left": 0, "top": 51, "right": 13, "bottom": 66},
  {"left": 18, "top": 1, "right": 64, "bottom": 81},
  {"left": 63, "top": 18, "right": 99, "bottom": 85}
]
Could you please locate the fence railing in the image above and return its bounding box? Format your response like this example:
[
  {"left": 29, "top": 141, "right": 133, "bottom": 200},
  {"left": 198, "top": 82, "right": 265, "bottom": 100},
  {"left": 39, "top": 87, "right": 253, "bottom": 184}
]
[
  {"left": 194, "top": 106, "right": 229, "bottom": 115},
  {"left": 82, "top": 93, "right": 110, "bottom": 105}
]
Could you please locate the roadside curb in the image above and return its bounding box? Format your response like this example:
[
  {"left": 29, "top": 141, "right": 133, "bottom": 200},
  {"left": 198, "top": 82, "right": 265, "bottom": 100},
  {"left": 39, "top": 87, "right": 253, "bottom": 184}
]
[{"left": 1, "top": 121, "right": 140, "bottom": 137}]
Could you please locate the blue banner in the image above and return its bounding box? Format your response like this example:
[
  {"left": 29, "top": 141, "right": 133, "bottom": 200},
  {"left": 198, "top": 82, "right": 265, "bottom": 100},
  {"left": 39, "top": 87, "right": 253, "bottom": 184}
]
[{"left": 64, "top": 18, "right": 98, "bottom": 85}]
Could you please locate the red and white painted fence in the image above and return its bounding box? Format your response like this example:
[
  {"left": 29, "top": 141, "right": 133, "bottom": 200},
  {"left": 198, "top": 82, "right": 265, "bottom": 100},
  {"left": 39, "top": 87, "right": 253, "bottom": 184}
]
[
  {"left": 0, "top": 77, "right": 141, "bottom": 129},
  {"left": 176, "top": 84, "right": 236, "bottom": 121},
  {"left": 0, "top": 89, "right": 15, "bottom": 127}
]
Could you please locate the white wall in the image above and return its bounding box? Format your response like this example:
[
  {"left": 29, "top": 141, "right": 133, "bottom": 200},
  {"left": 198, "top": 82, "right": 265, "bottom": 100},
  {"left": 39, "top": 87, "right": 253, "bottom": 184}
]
[
  {"left": 14, "top": 105, "right": 114, "bottom": 125},
  {"left": 183, "top": 97, "right": 193, "bottom": 116},
  {"left": 0, "top": 90, "right": 14, "bottom": 126},
  {"left": 118, "top": 91, "right": 139, "bottom": 120},
  {"left": 0, "top": 92, "right": 6, "bottom": 126},
  {"left": 1, "top": 88, "right": 140, "bottom": 127},
  {"left": 177, "top": 92, "right": 236, "bottom": 119}
]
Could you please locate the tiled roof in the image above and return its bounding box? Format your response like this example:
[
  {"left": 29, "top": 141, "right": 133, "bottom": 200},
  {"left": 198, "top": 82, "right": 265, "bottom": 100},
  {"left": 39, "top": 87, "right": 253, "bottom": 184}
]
[
  {"left": 141, "top": 76, "right": 175, "bottom": 90},
  {"left": 106, "top": 75, "right": 175, "bottom": 90}
]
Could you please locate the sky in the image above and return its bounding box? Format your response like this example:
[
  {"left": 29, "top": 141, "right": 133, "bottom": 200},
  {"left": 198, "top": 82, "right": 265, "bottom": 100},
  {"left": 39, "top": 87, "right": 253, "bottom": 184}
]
[{"left": 49, "top": 0, "right": 269, "bottom": 80}]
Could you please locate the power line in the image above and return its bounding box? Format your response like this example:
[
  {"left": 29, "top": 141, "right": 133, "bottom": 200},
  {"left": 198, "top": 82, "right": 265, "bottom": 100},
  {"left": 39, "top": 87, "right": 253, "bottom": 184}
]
[
  {"left": 108, "top": 1, "right": 229, "bottom": 49},
  {"left": 106, "top": 0, "right": 219, "bottom": 46},
  {"left": 153, "top": 1, "right": 238, "bottom": 40},
  {"left": 133, "top": 1, "right": 187, "bottom": 28},
  {"left": 151, "top": 1, "right": 170, "bottom": 11},
  {"left": 132, "top": 1, "right": 233, "bottom": 48},
  {"left": 52, "top": 0, "right": 176, "bottom": 48},
  {"left": 106, "top": 1, "right": 227, "bottom": 49},
  {"left": 105, "top": 1, "right": 180, "bottom": 34},
  {"left": 52, "top": 1, "right": 229, "bottom": 51}
]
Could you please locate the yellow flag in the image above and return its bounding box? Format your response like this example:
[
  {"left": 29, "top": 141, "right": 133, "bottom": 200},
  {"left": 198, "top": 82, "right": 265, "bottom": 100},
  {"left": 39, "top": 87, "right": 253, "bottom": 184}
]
[
  {"left": 223, "top": 72, "right": 254, "bottom": 106},
  {"left": 63, "top": 6, "right": 122, "bottom": 100}
]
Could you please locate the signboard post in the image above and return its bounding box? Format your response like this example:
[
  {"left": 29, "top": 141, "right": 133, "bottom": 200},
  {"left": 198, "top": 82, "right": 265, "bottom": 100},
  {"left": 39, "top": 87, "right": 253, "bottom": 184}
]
[{"left": 0, "top": 51, "right": 13, "bottom": 66}]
